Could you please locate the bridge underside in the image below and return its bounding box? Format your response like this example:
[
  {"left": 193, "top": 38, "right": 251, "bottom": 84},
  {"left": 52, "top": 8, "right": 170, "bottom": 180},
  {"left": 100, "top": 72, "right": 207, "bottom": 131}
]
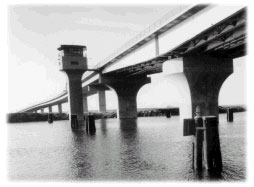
[
  {"left": 105, "top": 8, "right": 246, "bottom": 78},
  {"left": 20, "top": 7, "right": 246, "bottom": 117}
]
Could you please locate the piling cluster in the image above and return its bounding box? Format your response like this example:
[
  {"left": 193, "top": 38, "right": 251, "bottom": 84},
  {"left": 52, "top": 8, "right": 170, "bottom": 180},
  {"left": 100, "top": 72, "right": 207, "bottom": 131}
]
[{"left": 184, "top": 116, "right": 222, "bottom": 173}]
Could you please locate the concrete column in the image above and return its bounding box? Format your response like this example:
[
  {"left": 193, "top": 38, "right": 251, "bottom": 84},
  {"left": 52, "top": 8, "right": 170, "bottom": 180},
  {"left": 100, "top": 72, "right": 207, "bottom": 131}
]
[
  {"left": 183, "top": 56, "right": 233, "bottom": 118},
  {"left": 66, "top": 70, "right": 85, "bottom": 127},
  {"left": 58, "top": 103, "right": 62, "bottom": 113},
  {"left": 48, "top": 106, "right": 52, "bottom": 113},
  {"left": 41, "top": 108, "right": 44, "bottom": 113},
  {"left": 98, "top": 91, "right": 106, "bottom": 112},
  {"left": 100, "top": 75, "right": 151, "bottom": 119},
  {"left": 83, "top": 95, "right": 88, "bottom": 113}
]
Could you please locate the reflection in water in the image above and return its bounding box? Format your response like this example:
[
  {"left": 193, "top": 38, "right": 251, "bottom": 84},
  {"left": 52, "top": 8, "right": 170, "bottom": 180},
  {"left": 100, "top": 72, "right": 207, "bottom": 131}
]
[
  {"left": 70, "top": 130, "right": 95, "bottom": 179},
  {"left": 119, "top": 119, "right": 142, "bottom": 179},
  {"left": 8, "top": 113, "right": 246, "bottom": 181},
  {"left": 100, "top": 119, "right": 107, "bottom": 137},
  {"left": 194, "top": 170, "right": 223, "bottom": 181}
]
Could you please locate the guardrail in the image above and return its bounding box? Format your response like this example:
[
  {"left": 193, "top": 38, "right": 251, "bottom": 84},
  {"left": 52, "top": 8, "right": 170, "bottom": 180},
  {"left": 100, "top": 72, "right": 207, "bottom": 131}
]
[{"left": 93, "top": 5, "right": 187, "bottom": 69}]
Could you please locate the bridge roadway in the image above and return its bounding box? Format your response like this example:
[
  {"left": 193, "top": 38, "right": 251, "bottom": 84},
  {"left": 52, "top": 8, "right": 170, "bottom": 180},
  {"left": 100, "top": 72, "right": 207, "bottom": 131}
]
[{"left": 20, "top": 4, "right": 246, "bottom": 120}]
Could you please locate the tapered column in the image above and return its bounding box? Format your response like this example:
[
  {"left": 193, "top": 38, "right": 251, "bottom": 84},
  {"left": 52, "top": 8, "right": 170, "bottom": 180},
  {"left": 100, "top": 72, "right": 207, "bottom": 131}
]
[
  {"left": 83, "top": 95, "right": 88, "bottom": 113},
  {"left": 58, "top": 103, "right": 62, "bottom": 113},
  {"left": 98, "top": 91, "right": 106, "bottom": 112},
  {"left": 48, "top": 106, "right": 52, "bottom": 113},
  {"left": 100, "top": 75, "right": 151, "bottom": 119},
  {"left": 183, "top": 56, "right": 233, "bottom": 117},
  {"left": 41, "top": 108, "right": 44, "bottom": 113}
]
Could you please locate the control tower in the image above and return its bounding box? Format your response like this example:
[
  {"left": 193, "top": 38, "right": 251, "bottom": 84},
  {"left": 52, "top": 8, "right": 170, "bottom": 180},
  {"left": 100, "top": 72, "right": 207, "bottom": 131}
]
[{"left": 58, "top": 45, "right": 87, "bottom": 128}]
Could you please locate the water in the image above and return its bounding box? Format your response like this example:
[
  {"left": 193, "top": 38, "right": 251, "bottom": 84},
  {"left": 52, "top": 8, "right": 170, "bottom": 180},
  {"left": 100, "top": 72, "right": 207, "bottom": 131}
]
[{"left": 8, "top": 113, "right": 246, "bottom": 181}]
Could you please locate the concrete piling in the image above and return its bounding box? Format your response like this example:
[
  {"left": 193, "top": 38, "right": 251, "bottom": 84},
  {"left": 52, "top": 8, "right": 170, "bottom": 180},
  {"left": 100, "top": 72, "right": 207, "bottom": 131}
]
[{"left": 227, "top": 108, "right": 234, "bottom": 122}]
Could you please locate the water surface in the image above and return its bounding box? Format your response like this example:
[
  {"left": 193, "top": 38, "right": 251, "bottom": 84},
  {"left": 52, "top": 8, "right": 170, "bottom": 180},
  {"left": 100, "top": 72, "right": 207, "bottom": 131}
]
[{"left": 8, "top": 113, "right": 246, "bottom": 181}]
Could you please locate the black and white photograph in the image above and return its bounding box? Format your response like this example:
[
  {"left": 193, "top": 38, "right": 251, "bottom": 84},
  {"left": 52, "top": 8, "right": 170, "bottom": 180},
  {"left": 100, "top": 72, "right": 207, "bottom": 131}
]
[{"left": 2, "top": 0, "right": 253, "bottom": 185}]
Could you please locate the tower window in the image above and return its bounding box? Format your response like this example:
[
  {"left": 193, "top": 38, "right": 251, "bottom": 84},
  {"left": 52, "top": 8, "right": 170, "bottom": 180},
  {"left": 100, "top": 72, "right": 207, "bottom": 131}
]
[{"left": 71, "top": 61, "right": 79, "bottom": 65}]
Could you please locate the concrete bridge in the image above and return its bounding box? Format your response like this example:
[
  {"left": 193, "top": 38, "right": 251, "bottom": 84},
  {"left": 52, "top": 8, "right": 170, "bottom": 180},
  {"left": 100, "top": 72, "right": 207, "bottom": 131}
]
[{"left": 19, "top": 4, "right": 246, "bottom": 123}]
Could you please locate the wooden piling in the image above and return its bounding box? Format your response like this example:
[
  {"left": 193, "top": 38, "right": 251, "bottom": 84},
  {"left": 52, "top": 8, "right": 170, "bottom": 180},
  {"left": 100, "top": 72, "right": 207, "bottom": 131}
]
[
  {"left": 227, "top": 108, "right": 234, "bottom": 122},
  {"left": 165, "top": 110, "right": 171, "bottom": 118},
  {"left": 71, "top": 115, "right": 78, "bottom": 129},
  {"left": 203, "top": 116, "right": 222, "bottom": 172},
  {"left": 48, "top": 113, "right": 53, "bottom": 123},
  {"left": 194, "top": 116, "right": 204, "bottom": 171},
  {"left": 87, "top": 114, "right": 96, "bottom": 134}
]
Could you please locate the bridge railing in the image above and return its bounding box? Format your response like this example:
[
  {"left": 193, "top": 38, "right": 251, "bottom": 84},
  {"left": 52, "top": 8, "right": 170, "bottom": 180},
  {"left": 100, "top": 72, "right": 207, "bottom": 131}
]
[{"left": 94, "top": 5, "right": 188, "bottom": 69}]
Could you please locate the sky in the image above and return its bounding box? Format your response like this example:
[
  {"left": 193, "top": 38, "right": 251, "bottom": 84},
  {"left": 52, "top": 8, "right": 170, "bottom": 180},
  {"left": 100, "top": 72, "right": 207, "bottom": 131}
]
[{"left": 8, "top": 4, "right": 246, "bottom": 113}]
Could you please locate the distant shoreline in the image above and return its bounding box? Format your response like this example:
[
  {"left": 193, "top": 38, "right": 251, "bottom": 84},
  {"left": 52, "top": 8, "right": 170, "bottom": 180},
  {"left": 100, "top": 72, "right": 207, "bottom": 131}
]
[{"left": 7, "top": 105, "right": 246, "bottom": 123}]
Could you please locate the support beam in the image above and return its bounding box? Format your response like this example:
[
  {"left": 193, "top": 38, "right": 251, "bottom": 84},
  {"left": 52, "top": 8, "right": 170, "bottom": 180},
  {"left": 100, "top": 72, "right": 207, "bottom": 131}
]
[
  {"left": 48, "top": 106, "right": 52, "bottom": 113},
  {"left": 58, "top": 103, "right": 62, "bottom": 113},
  {"left": 98, "top": 91, "right": 106, "bottom": 112},
  {"left": 100, "top": 75, "right": 151, "bottom": 119}
]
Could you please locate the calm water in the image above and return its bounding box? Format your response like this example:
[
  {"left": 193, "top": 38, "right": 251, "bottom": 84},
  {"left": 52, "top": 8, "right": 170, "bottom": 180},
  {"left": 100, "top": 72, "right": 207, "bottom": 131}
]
[{"left": 8, "top": 113, "right": 246, "bottom": 181}]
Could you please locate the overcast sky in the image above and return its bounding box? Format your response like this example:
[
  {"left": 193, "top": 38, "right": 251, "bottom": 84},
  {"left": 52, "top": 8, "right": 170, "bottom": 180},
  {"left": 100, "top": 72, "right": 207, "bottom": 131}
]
[{"left": 8, "top": 5, "right": 246, "bottom": 113}]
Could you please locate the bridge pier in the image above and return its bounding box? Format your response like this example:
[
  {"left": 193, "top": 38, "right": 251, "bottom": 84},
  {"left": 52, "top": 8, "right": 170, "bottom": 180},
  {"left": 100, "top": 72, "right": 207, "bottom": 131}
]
[
  {"left": 98, "top": 91, "right": 106, "bottom": 112},
  {"left": 83, "top": 94, "right": 88, "bottom": 113},
  {"left": 88, "top": 84, "right": 109, "bottom": 113},
  {"left": 41, "top": 108, "right": 44, "bottom": 113},
  {"left": 58, "top": 45, "right": 87, "bottom": 129},
  {"left": 48, "top": 105, "right": 52, "bottom": 113},
  {"left": 58, "top": 103, "right": 62, "bottom": 113},
  {"left": 66, "top": 71, "right": 85, "bottom": 127},
  {"left": 183, "top": 56, "right": 233, "bottom": 118},
  {"left": 100, "top": 75, "right": 150, "bottom": 119},
  {"left": 179, "top": 56, "right": 233, "bottom": 173}
]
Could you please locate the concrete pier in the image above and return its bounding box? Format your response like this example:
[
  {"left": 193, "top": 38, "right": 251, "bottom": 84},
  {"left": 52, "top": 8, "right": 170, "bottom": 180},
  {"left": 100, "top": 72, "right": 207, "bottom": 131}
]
[
  {"left": 98, "top": 91, "right": 106, "bottom": 112},
  {"left": 83, "top": 95, "right": 88, "bottom": 113},
  {"left": 100, "top": 75, "right": 151, "bottom": 119},
  {"left": 66, "top": 71, "right": 86, "bottom": 127},
  {"left": 48, "top": 106, "right": 52, "bottom": 113},
  {"left": 58, "top": 45, "right": 87, "bottom": 129},
  {"left": 58, "top": 103, "right": 62, "bottom": 113},
  {"left": 41, "top": 108, "right": 44, "bottom": 113},
  {"left": 183, "top": 56, "right": 233, "bottom": 118}
]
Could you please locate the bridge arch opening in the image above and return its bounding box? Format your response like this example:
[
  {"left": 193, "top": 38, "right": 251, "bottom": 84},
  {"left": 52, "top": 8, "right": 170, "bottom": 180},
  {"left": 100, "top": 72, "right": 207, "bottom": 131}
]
[
  {"left": 219, "top": 57, "right": 246, "bottom": 107},
  {"left": 137, "top": 72, "right": 191, "bottom": 121}
]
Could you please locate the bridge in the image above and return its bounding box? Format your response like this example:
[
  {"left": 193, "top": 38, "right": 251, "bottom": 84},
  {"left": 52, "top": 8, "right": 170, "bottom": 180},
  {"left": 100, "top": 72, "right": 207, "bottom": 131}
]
[
  {"left": 19, "top": 4, "right": 246, "bottom": 121},
  {"left": 17, "top": 4, "right": 246, "bottom": 173}
]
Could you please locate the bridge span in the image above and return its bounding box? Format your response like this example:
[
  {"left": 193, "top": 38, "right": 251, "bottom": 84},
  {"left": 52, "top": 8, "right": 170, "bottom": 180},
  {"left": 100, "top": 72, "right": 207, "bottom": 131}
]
[{"left": 19, "top": 4, "right": 246, "bottom": 122}]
